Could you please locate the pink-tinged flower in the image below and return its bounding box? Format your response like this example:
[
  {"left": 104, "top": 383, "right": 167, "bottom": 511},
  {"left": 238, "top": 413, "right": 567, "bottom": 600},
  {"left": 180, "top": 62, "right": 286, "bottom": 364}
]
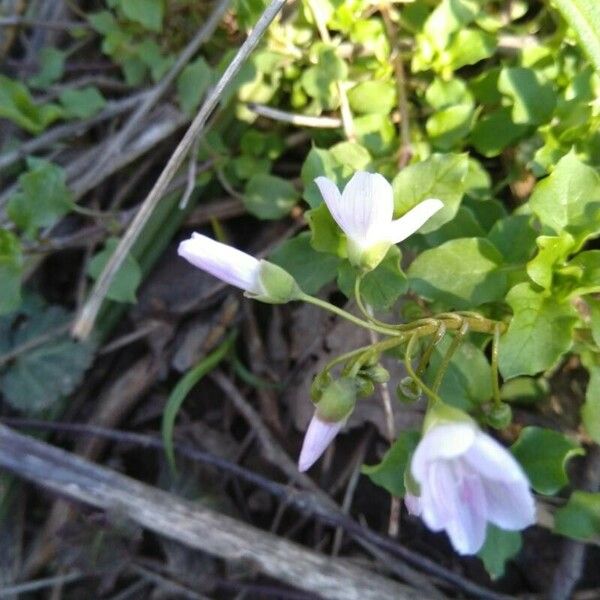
[
  {"left": 178, "top": 233, "right": 301, "bottom": 303},
  {"left": 298, "top": 413, "right": 345, "bottom": 472},
  {"left": 314, "top": 171, "right": 443, "bottom": 270},
  {"left": 405, "top": 422, "right": 535, "bottom": 555},
  {"left": 298, "top": 377, "right": 357, "bottom": 472}
]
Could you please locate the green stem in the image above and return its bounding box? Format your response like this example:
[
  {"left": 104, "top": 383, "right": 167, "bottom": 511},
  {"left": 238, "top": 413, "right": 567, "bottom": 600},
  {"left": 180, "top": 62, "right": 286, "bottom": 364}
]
[
  {"left": 404, "top": 333, "right": 442, "bottom": 406},
  {"left": 491, "top": 323, "right": 502, "bottom": 406},
  {"left": 299, "top": 293, "right": 401, "bottom": 337},
  {"left": 431, "top": 322, "right": 469, "bottom": 394}
]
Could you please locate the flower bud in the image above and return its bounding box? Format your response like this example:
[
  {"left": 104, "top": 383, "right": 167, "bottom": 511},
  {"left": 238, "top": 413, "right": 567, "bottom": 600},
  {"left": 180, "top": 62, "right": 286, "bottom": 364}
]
[
  {"left": 315, "top": 377, "right": 357, "bottom": 422},
  {"left": 356, "top": 376, "right": 375, "bottom": 398},
  {"left": 364, "top": 364, "right": 390, "bottom": 384},
  {"left": 485, "top": 402, "right": 513, "bottom": 430}
]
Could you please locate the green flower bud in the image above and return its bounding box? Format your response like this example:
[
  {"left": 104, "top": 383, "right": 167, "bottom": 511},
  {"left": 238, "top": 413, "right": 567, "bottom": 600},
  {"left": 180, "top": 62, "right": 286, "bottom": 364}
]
[
  {"left": 396, "top": 376, "right": 421, "bottom": 403},
  {"left": 315, "top": 377, "right": 357, "bottom": 422},
  {"left": 485, "top": 403, "right": 513, "bottom": 430},
  {"left": 364, "top": 364, "right": 390, "bottom": 384},
  {"left": 356, "top": 376, "right": 375, "bottom": 398}
]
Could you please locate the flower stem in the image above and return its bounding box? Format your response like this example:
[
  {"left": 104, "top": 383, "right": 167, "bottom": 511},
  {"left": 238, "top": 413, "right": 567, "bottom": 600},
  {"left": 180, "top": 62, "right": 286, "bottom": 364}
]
[
  {"left": 404, "top": 333, "right": 442, "bottom": 406},
  {"left": 299, "top": 293, "right": 402, "bottom": 337},
  {"left": 431, "top": 322, "right": 469, "bottom": 394},
  {"left": 491, "top": 323, "right": 502, "bottom": 406}
]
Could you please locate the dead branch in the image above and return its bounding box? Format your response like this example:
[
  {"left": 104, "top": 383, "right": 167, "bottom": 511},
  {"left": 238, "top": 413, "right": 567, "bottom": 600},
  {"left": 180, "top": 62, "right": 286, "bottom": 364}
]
[{"left": 0, "top": 424, "right": 419, "bottom": 600}]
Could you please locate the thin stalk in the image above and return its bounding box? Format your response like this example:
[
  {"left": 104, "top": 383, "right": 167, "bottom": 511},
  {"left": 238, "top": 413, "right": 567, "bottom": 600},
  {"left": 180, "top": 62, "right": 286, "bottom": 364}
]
[
  {"left": 299, "top": 293, "right": 401, "bottom": 337},
  {"left": 431, "top": 322, "right": 469, "bottom": 394},
  {"left": 72, "top": 0, "right": 285, "bottom": 340},
  {"left": 491, "top": 323, "right": 502, "bottom": 406},
  {"left": 404, "top": 333, "right": 441, "bottom": 405}
]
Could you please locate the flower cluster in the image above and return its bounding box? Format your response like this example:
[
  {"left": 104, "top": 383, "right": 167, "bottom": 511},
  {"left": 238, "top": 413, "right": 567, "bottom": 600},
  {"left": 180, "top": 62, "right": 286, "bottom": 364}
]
[{"left": 177, "top": 170, "right": 535, "bottom": 556}]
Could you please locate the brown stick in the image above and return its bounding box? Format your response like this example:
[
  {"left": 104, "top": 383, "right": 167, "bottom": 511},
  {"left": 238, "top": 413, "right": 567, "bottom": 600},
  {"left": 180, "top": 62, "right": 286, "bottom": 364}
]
[{"left": 0, "top": 424, "right": 419, "bottom": 600}]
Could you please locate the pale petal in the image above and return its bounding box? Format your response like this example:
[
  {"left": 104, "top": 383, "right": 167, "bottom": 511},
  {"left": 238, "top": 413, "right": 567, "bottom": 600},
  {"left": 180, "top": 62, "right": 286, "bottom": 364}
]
[
  {"left": 445, "top": 470, "right": 488, "bottom": 555},
  {"left": 482, "top": 479, "right": 536, "bottom": 530},
  {"left": 314, "top": 177, "right": 345, "bottom": 232},
  {"left": 298, "top": 413, "right": 344, "bottom": 472},
  {"left": 404, "top": 493, "right": 422, "bottom": 517},
  {"left": 420, "top": 460, "right": 455, "bottom": 531},
  {"left": 411, "top": 423, "right": 476, "bottom": 484},
  {"left": 464, "top": 430, "right": 530, "bottom": 483},
  {"left": 339, "top": 171, "right": 394, "bottom": 246},
  {"left": 178, "top": 233, "right": 261, "bottom": 293},
  {"left": 387, "top": 198, "right": 444, "bottom": 244}
]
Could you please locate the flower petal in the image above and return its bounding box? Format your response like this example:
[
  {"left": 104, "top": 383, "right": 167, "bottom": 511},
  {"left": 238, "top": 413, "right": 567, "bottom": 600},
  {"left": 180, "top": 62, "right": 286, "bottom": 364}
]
[
  {"left": 446, "top": 470, "right": 488, "bottom": 555},
  {"left": 483, "top": 479, "right": 536, "bottom": 530},
  {"left": 420, "top": 460, "right": 455, "bottom": 531},
  {"left": 464, "top": 430, "right": 530, "bottom": 483},
  {"left": 298, "top": 413, "right": 344, "bottom": 472},
  {"left": 404, "top": 493, "right": 423, "bottom": 517},
  {"left": 411, "top": 422, "right": 476, "bottom": 484},
  {"left": 178, "top": 233, "right": 261, "bottom": 293},
  {"left": 340, "top": 171, "right": 394, "bottom": 246},
  {"left": 314, "top": 176, "right": 345, "bottom": 231},
  {"left": 387, "top": 198, "right": 444, "bottom": 244}
]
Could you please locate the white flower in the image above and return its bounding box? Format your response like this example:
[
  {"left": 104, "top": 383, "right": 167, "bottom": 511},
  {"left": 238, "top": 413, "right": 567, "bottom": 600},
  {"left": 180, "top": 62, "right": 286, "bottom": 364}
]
[
  {"left": 179, "top": 233, "right": 262, "bottom": 293},
  {"left": 405, "top": 421, "right": 535, "bottom": 555},
  {"left": 178, "top": 233, "right": 301, "bottom": 303},
  {"left": 314, "top": 171, "right": 443, "bottom": 270},
  {"left": 298, "top": 412, "right": 345, "bottom": 472}
]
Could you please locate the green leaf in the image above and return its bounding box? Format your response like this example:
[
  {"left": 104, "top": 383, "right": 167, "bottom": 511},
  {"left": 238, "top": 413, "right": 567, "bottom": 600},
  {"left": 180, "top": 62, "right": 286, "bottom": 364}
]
[
  {"left": 426, "top": 103, "right": 475, "bottom": 150},
  {"left": 0, "top": 75, "right": 63, "bottom": 134},
  {"left": 552, "top": 0, "right": 600, "bottom": 75},
  {"left": 348, "top": 81, "right": 396, "bottom": 115},
  {"left": 554, "top": 491, "right": 600, "bottom": 542},
  {"left": 162, "top": 333, "right": 235, "bottom": 472},
  {"left": 425, "top": 77, "right": 472, "bottom": 109},
  {"left": 301, "top": 46, "right": 347, "bottom": 109},
  {"left": 301, "top": 146, "right": 340, "bottom": 209},
  {"left": 244, "top": 174, "right": 299, "bottom": 220},
  {"left": 526, "top": 234, "right": 576, "bottom": 290},
  {"left": 408, "top": 238, "right": 507, "bottom": 310},
  {"left": 87, "top": 238, "right": 142, "bottom": 303},
  {"left": 444, "top": 28, "right": 496, "bottom": 71},
  {"left": 0, "top": 303, "right": 94, "bottom": 413},
  {"left": 499, "top": 283, "right": 577, "bottom": 379},
  {"left": 582, "top": 366, "right": 600, "bottom": 444},
  {"left": 0, "top": 230, "right": 23, "bottom": 315},
  {"left": 338, "top": 246, "right": 408, "bottom": 310},
  {"left": 119, "top": 0, "right": 164, "bottom": 31},
  {"left": 305, "top": 202, "right": 346, "bottom": 256},
  {"left": 424, "top": 338, "right": 492, "bottom": 410},
  {"left": 28, "top": 47, "right": 65, "bottom": 88},
  {"left": 7, "top": 159, "right": 73, "bottom": 237},
  {"left": 511, "top": 426, "right": 584, "bottom": 495},
  {"left": 392, "top": 153, "right": 469, "bottom": 233},
  {"left": 59, "top": 87, "right": 107, "bottom": 119},
  {"left": 529, "top": 151, "right": 600, "bottom": 245},
  {"left": 487, "top": 215, "right": 537, "bottom": 265},
  {"left": 177, "top": 57, "right": 212, "bottom": 115},
  {"left": 270, "top": 233, "right": 340, "bottom": 295},
  {"left": 557, "top": 249, "right": 600, "bottom": 296},
  {"left": 423, "top": 206, "right": 486, "bottom": 247},
  {"left": 362, "top": 431, "right": 420, "bottom": 496},
  {"left": 329, "top": 141, "right": 371, "bottom": 171},
  {"left": 498, "top": 67, "right": 556, "bottom": 125},
  {"left": 478, "top": 526, "right": 522, "bottom": 580},
  {"left": 423, "top": 0, "right": 479, "bottom": 48},
  {"left": 470, "top": 107, "right": 531, "bottom": 157}
]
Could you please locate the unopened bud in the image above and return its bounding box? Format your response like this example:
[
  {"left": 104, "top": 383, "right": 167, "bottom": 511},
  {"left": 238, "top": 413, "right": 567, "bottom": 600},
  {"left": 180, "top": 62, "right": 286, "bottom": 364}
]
[
  {"left": 486, "top": 403, "right": 512, "bottom": 430},
  {"left": 365, "top": 364, "right": 390, "bottom": 384},
  {"left": 315, "top": 377, "right": 357, "bottom": 422}
]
